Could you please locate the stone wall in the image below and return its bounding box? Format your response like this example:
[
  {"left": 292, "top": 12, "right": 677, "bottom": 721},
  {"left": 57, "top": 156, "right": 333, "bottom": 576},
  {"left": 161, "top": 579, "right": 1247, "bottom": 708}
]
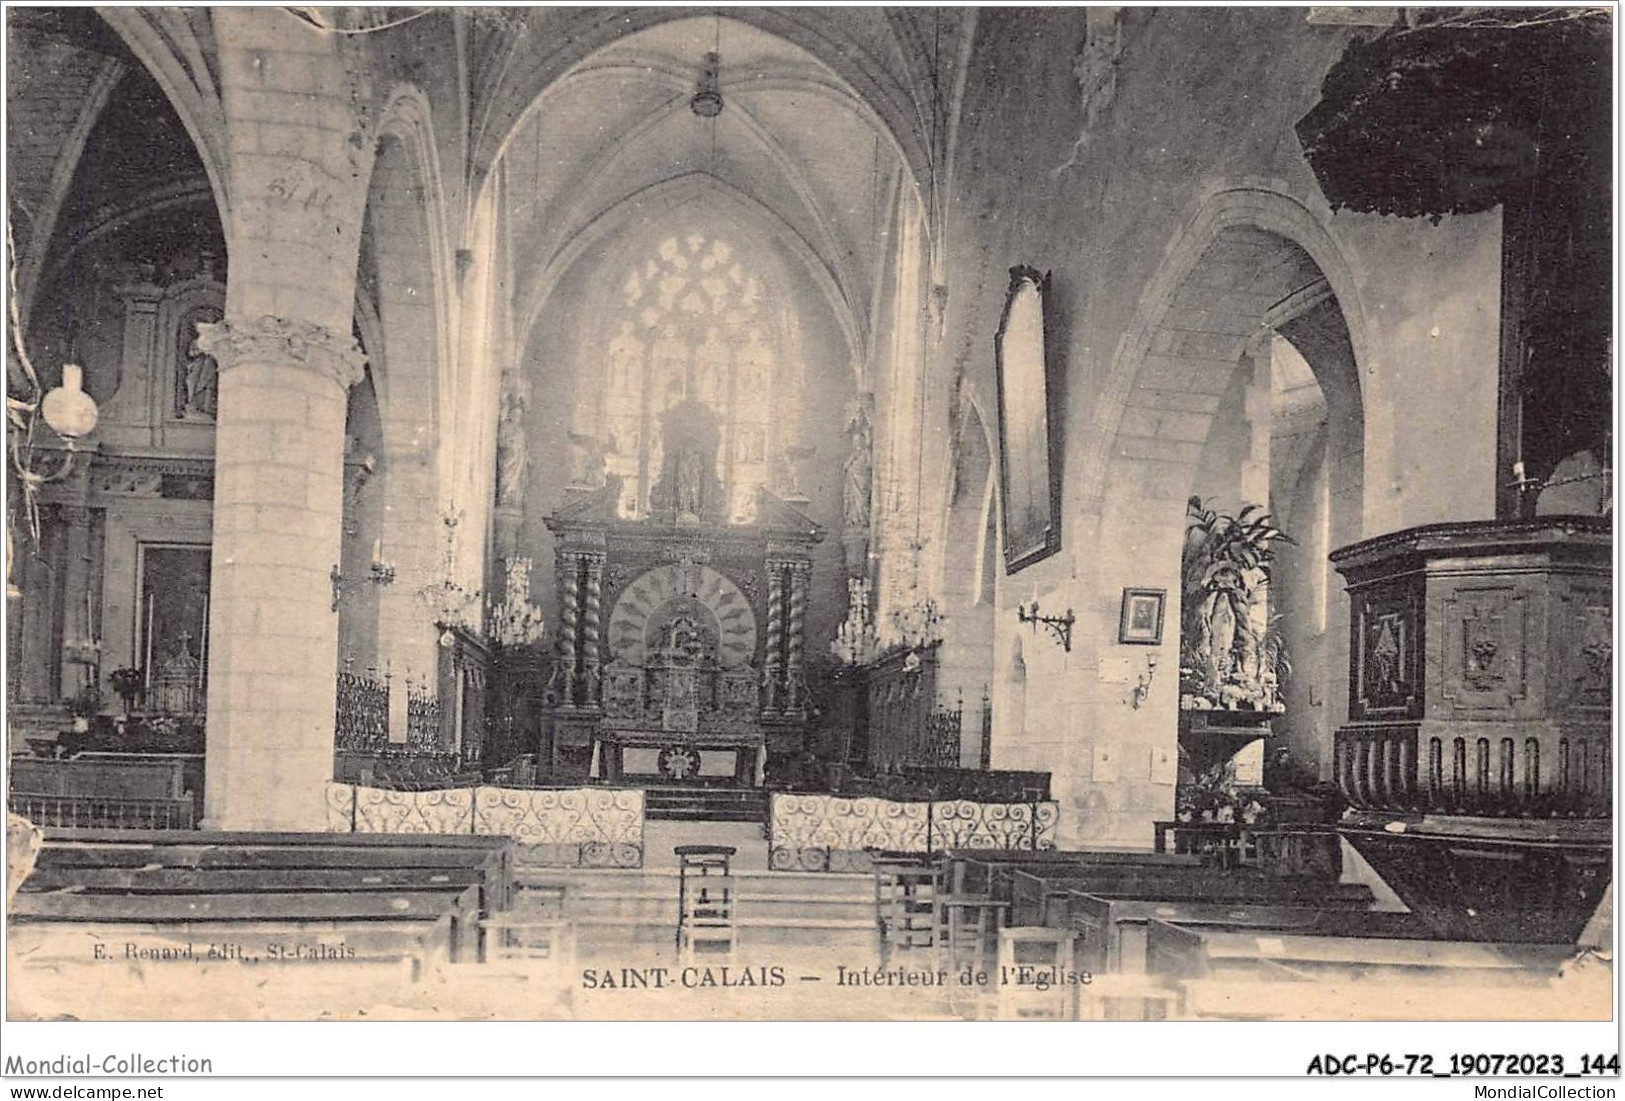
[{"left": 923, "top": 9, "right": 1505, "bottom": 846}]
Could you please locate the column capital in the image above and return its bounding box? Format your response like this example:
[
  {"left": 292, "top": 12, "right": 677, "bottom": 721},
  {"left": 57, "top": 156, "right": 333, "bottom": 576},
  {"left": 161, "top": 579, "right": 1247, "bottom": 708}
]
[{"left": 196, "top": 314, "right": 366, "bottom": 390}]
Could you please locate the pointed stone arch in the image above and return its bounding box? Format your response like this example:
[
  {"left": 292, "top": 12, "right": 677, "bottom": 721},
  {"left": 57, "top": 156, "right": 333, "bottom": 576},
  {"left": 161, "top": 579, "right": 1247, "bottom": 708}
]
[{"left": 517, "top": 172, "right": 867, "bottom": 381}]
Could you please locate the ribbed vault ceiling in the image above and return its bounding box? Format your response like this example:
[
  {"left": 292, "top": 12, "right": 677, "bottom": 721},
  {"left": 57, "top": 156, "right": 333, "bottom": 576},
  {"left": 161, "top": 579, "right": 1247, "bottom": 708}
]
[{"left": 500, "top": 17, "right": 917, "bottom": 359}]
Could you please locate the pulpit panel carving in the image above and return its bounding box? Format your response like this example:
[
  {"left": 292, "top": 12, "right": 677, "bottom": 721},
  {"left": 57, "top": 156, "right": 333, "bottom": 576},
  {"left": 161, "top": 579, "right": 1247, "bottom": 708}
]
[
  {"left": 1350, "top": 582, "right": 1423, "bottom": 721},
  {"left": 1558, "top": 582, "right": 1611, "bottom": 714},
  {"left": 1439, "top": 586, "right": 1527, "bottom": 714}
]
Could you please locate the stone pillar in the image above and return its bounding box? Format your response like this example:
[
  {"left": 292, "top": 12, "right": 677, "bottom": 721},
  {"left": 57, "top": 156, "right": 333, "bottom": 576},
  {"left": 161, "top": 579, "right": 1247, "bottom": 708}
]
[
  {"left": 376, "top": 443, "right": 440, "bottom": 715},
  {"left": 196, "top": 316, "right": 364, "bottom": 830}
]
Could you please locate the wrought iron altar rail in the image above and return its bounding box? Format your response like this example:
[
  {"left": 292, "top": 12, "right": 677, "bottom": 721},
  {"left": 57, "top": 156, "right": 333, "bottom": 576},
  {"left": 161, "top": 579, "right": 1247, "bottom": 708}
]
[
  {"left": 925, "top": 703, "right": 962, "bottom": 768},
  {"left": 767, "top": 792, "right": 1059, "bottom": 872},
  {"left": 1334, "top": 725, "right": 1610, "bottom": 818},
  {"left": 406, "top": 685, "right": 442, "bottom": 753},
  {"left": 334, "top": 669, "right": 390, "bottom": 752},
  {"left": 324, "top": 783, "right": 645, "bottom": 868},
  {"left": 9, "top": 792, "right": 196, "bottom": 830}
]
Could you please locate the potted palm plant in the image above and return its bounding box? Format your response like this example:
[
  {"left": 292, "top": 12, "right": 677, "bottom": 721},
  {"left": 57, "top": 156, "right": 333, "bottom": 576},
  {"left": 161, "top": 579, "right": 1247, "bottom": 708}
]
[{"left": 1180, "top": 496, "right": 1293, "bottom": 711}]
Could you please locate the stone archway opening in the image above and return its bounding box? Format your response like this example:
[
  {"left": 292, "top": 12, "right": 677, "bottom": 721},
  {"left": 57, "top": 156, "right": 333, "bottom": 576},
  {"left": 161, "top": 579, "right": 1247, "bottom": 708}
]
[
  {"left": 1080, "top": 205, "right": 1367, "bottom": 845},
  {"left": 935, "top": 403, "right": 998, "bottom": 767}
]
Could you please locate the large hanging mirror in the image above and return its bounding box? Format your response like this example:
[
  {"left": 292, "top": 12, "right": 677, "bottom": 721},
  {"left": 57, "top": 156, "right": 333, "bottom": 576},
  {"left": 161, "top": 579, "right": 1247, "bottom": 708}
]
[{"left": 994, "top": 265, "right": 1060, "bottom": 573}]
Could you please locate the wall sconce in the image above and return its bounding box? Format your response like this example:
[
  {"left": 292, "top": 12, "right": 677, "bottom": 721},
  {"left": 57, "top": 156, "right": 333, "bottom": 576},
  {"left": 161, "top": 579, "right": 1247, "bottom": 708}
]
[
  {"left": 11, "top": 363, "right": 101, "bottom": 545},
  {"left": 1132, "top": 653, "right": 1159, "bottom": 709},
  {"left": 1017, "top": 601, "right": 1074, "bottom": 652},
  {"left": 40, "top": 364, "right": 99, "bottom": 441},
  {"left": 368, "top": 539, "right": 396, "bottom": 585}
]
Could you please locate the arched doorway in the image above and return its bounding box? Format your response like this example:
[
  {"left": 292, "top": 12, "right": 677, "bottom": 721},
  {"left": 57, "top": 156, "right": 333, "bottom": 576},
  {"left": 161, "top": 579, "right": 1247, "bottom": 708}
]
[{"left": 1081, "top": 190, "right": 1368, "bottom": 844}]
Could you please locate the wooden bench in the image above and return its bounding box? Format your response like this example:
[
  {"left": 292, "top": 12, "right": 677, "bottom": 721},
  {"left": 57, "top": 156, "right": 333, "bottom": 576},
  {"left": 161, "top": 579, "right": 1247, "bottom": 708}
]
[
  {"left": 1062, "top": 893, "right": 1432, "bottom": 975},
  {"left": 30, "top": 830, "right": 510, "bottom": 901},
  {"left": 1010, "top": 866, "right": 1374, "bottom": 927},
  {"left": 1144, "top": 920, "right": 1576, "bottom": 1019},
  {"left": 9, "top": 884, "right": 484, "bottom": 969},
  {"left": 949, "top": 849, "right": 1200, "bottom": 900},
  {"left": 17, "top": 830, "right": 514, "bottom": 967}
]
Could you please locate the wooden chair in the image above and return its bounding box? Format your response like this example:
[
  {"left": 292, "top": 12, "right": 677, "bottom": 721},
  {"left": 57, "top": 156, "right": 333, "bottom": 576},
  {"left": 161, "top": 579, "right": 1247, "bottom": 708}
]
[
  {"left": 676, "top": 844, "right": 737, "bottom": 963},
  {"left": 934, "top": 894, "right": 1008, "bottom": 978},
  {"left": 995, "top": 927, "right": 1076, "bottom": 1020},
  {"left": 869, "top": 850, "right": 937, "bottom": 958},
  {"left": 482, "top": 879, "right": 573, "bottom": 967}
]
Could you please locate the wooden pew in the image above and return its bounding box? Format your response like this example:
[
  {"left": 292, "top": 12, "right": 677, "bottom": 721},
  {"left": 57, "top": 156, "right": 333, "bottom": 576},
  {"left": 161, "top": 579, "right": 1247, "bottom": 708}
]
[
  {"left": 31, "top": 830, "right": 510, "bottom": 903},
  {"left": 20, "top": 865, "right": 492, "bottom": 894},
  {"left": 1009, "top": 866, "right": 1374, "bottom": 927},
  {"left": 1063, "top": 892, "right": 1432, "bottom": 975},
  {"left": 948, "top": 849, "right": 1200, "bottom": 899},
  {"left": 9, "top": 883, "right": 484, "bottom": 968},
  {"left": 19, "top": 830, "right": 513, "bottom": 965},
  {"left": 1144, "top": 920, "right": 1577, "bottom": 1019}
]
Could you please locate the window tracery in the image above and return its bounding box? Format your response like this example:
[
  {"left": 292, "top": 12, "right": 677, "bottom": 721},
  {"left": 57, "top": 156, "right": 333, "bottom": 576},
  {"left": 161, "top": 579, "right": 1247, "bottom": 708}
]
[{"left": 588, "top": 232, "right": 792, "bottom": 524}]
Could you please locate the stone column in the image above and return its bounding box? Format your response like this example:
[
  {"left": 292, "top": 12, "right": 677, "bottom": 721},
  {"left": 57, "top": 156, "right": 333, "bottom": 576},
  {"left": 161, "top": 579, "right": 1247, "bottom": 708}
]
[
  {"left": 376, "top": 443, "right": 440, "bottom": 721},
  {"left": 196, "top": 316, "right": 364, "bottom": 830}
]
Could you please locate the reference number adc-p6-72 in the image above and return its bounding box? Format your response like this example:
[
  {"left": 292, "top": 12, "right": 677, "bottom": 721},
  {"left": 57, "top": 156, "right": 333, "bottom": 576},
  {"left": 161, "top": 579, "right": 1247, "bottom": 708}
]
[{"left": 1306, "top": 1053, "right": 1621, "bottom": 1077}]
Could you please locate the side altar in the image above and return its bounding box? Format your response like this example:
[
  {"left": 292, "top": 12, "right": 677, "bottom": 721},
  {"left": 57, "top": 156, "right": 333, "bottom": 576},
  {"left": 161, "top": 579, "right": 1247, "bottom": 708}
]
[{"left": 543, "top": 401, "right": 823, "bottom": 785}]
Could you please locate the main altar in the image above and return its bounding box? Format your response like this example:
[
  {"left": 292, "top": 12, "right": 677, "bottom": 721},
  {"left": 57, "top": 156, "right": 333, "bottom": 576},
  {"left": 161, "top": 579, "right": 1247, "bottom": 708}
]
[{"left": 543, "top": 400, "right": 823, "bottom": 785}]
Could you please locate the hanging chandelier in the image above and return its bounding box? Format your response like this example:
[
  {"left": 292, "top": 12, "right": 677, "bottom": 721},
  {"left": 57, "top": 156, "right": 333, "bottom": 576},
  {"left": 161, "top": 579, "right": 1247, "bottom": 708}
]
[{"left": 691, "top": 50, "right": 724, "bottom": 118}]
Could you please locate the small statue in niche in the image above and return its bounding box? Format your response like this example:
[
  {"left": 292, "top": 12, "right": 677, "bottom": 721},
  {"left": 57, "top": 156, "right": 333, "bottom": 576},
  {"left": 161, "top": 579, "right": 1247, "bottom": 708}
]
[
  {"left": 496, "top": 373, "right": 531, "bottom": 506},
  {"left": 693, "top": 326, "right": 729, "bottom": 406},
  {"left": 842, "top": 399, "right": 873, "bottom": 528},
  {"left": 607, "top": 320, "right": 644, "bottom": 394},
  {"left": 567, "top": 431, "right": 608, "bottom": 490},
  {"left": 676, "top": 444, "right": 706, "bottom": 518},
  {"left": 177, "top": 309, "right": 222, "bottom": 420}
]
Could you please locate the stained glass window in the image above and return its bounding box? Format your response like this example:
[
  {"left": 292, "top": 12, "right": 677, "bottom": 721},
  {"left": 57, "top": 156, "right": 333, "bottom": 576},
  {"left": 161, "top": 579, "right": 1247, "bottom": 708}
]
[{"left": 590, "top": 233, "right": 791, "bottom": 523}]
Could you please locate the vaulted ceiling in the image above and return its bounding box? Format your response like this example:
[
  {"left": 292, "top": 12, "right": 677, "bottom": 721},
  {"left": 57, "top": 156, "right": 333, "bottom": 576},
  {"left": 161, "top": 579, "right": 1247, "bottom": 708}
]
[
  {"left": 499, "top": 14, "right": 948, "bottom": 365},
  {"left": 7, "top": 7, "right": 980, "bottom": 358}
]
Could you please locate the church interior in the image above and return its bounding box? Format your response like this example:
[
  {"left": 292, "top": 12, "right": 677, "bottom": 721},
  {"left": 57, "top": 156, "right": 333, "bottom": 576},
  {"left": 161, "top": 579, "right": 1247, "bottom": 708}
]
[{"left": 3, "top": 7, "right": 1614, "bottom": 1022}]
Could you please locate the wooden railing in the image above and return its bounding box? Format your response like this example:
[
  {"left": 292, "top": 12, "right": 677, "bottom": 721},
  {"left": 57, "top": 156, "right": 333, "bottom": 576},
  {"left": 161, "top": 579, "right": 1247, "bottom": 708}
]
[{"left": 1334, "top": 725, "right": 1610, "bottom": 818}]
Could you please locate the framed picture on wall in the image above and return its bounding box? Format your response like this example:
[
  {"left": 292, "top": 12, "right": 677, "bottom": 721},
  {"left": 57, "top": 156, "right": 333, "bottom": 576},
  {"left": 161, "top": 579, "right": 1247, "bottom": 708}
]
[
  {"left": 1118, "top": 587, "right": 1166, "bottom": 645},
  {"left": 994, "top": 265, "right": 1060, "bottom": 573}
]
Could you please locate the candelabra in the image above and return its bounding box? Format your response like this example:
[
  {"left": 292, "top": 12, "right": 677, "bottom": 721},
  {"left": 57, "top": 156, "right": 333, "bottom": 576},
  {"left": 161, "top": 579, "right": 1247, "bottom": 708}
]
[
  {"left": 1018, "top": 600, "right": 1075, "bottom": 652},
  {"left": 885, "top": 591, "right": 943, "bottom": 652},
  {"left": 831, "top": 577, "right": 879, "bottom": 665},
  {"left": 491, "top": 556, "right": 546, "bottom": 648},
  {"left": 416, "top": 507, "right": 483, "bottom": 645}
]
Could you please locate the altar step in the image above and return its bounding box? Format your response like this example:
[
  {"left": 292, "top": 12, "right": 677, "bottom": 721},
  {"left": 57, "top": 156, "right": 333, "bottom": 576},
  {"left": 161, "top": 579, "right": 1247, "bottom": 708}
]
[
  {"left": 511, "top": 868, "right": 879, "bottom": 950},
  {"left": 643, "top": 786, "right": 768, "bottom": 823}
]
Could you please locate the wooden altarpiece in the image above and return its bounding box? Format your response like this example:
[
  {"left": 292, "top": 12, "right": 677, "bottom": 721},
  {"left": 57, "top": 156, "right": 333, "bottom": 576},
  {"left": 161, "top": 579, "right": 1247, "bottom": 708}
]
[{"left": 543, "top": 476, "right": 822, "bottom": 785}]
